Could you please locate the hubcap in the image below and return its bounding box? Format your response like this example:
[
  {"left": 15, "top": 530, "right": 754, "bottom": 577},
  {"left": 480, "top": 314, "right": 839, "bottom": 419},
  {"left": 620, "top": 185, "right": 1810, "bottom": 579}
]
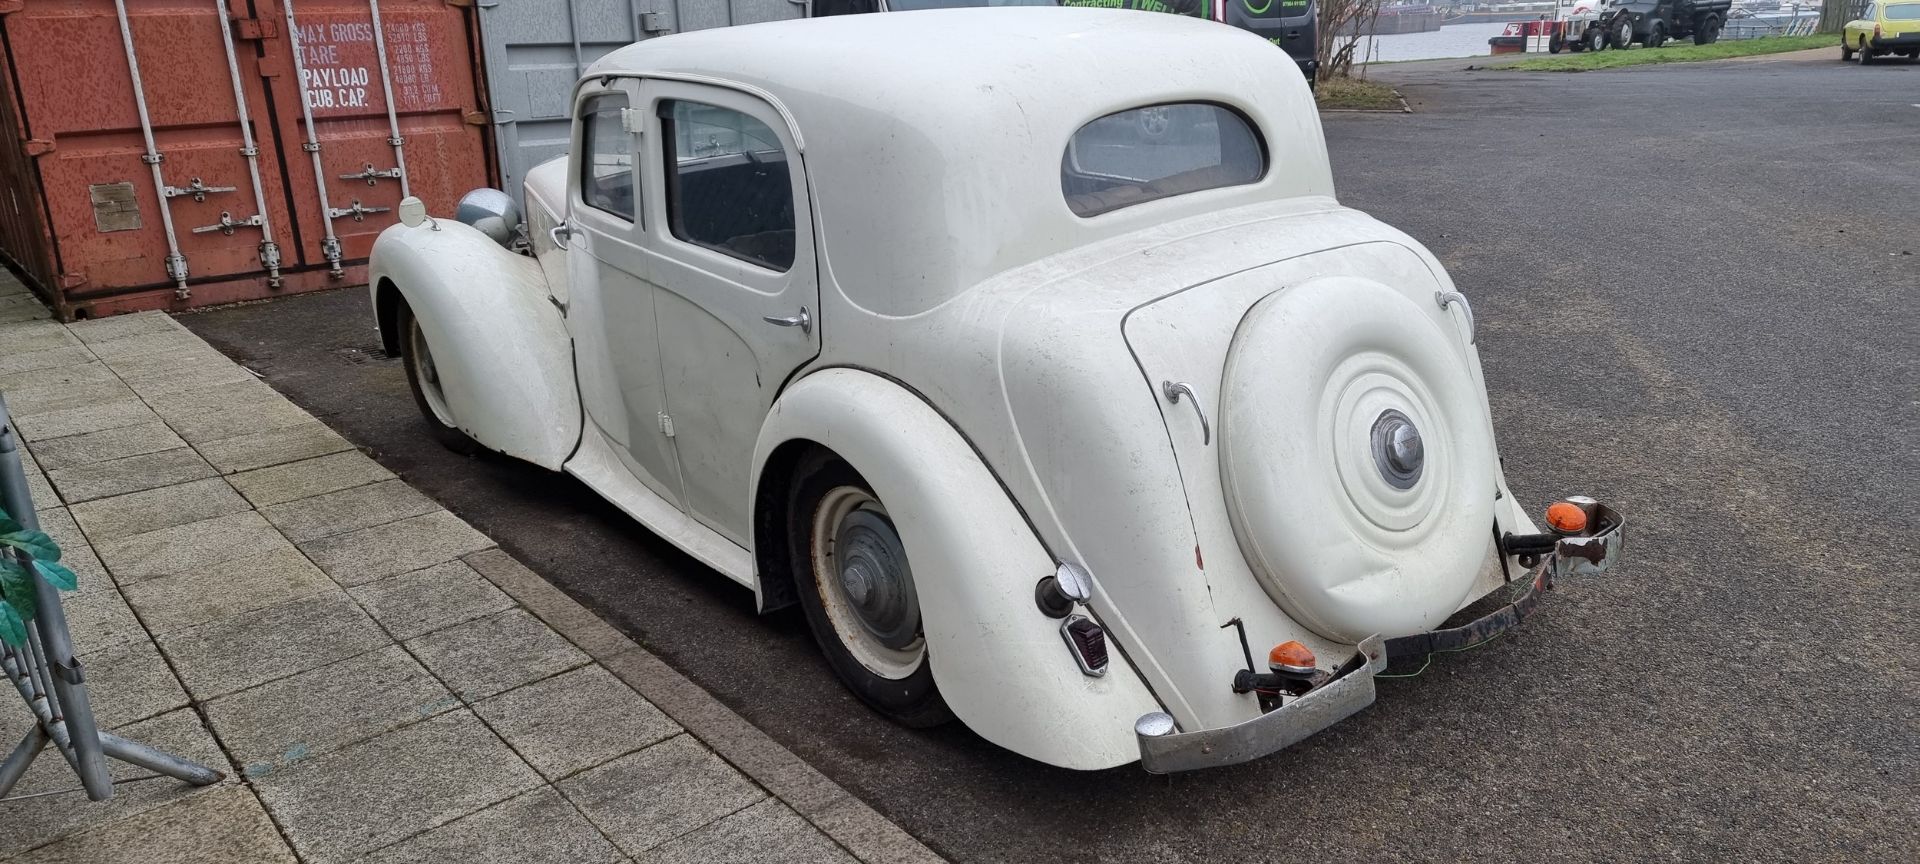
[
  {"left": 811, "top": 487, "right": 924, "bottom": 679},
  {"left": 834, "top": 508, "right": 920, "bottom": 650},
  {"left": 1370, "top": 409, "right": 1425, "bottom": 489}
]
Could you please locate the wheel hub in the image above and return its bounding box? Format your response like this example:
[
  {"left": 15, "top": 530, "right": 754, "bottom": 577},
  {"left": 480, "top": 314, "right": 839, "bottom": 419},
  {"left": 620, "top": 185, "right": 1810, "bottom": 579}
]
[
  {"left": 1370, "top": 409, "right": 1425, "bottom": 490},
  {"left": 833, "top": 507, "right": 921, "bottom": 651}
]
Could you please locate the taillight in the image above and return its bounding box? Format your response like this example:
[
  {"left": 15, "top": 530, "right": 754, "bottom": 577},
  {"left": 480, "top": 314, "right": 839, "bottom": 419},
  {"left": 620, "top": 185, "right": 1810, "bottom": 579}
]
[{"left": 1061, "top": 615, "right": 1109, "bottom": 677}]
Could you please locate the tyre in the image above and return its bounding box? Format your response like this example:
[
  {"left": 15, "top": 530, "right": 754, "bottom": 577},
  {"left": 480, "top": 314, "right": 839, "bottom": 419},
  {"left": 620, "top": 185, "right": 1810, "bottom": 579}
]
[
  {"left": 397, "top": 300, "right": 482, "bottom": 456},
  {"left": 1610, "top": 17, "right": 1634, "bottom": 48},
  {"left": 1584, "top": 26, "right": 1605, "bottom": 52},
  {"left": 787, "top": 450, "right": 953, "bottom": 728},
  {"left": 1549, "top": 33, "right": 1565, "bottom": 54},
  {"left": 1693, "top": 13, "right": 1721, "bottom": 45},
  {"left": 1858, "top": 37, "right": 1874, "bottom": 64},
  {"left": 1647, "top": 22, "right": 1667, "bottom": 48},
  {"left": 1841, "top": 41, "right": 1854, "bottom": 61}
]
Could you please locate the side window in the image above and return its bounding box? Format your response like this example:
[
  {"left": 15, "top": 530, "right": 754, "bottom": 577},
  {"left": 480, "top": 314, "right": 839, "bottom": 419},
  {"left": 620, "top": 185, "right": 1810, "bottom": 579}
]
[
  {"left": 813, "top": 0, "right": 880, "bottom": 14},
  {"left": 580, "top": 93, "right": 635, "bottom": 221},
  {"left": 658, "top": 100, "right": 795, "bottom": 272}
]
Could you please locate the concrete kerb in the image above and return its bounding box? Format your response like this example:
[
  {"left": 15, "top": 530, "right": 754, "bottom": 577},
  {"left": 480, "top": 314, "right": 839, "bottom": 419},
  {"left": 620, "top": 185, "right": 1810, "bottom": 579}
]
[{"left": 459, "top": 549, "right": 945, "bottom": 864}]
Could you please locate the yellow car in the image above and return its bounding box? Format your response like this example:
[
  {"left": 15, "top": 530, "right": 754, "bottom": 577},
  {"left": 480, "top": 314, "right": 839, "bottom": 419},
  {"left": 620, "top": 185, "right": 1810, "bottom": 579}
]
[{"left": 1843, "top": 0, "right": 1920, "bottom": 63}]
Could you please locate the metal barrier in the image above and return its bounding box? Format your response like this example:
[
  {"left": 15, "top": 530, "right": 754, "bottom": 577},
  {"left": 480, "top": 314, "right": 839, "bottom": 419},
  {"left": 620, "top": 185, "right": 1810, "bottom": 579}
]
[
  {"left": 0, "top": 393, "right": 222, "bottom": 802},
  {"left": 1723, "top": 13, "right": 1821, "bottom": 39}
]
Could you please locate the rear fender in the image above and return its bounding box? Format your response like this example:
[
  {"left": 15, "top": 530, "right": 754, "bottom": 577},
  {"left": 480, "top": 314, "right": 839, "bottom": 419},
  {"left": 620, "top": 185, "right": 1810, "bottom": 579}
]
[
  {"left": 751, "top": 368, "right": 1163, "bottom": 770},
  {"left": 369, "top": 221, "right": 580, "bottom": 469}
]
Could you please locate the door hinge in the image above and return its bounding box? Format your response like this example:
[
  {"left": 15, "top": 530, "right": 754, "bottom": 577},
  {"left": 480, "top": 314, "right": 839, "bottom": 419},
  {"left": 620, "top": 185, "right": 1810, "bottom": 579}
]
[
  {"left": 657, "top": 413, "right": 675, "bottom": 438},
  {"left": 620, "top": 108, "right": 645, "bottom": 135},
  {"left": 23, "top": 138, "right": 53, "bottom": 157}
]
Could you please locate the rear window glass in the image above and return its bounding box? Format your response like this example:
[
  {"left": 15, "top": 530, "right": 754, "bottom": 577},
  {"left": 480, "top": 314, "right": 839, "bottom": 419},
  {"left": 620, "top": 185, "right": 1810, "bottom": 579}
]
[
  {"left": 1062, "top": 103, "right": 1265, "bottom": 217},
  {"left": 1889, "top": 3, "right": 1920, "bottom": 18}
]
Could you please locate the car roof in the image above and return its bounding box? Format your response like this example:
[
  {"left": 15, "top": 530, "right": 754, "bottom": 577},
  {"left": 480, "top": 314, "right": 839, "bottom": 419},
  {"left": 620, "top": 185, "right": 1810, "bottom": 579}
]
[{"left": 588, "top": 9, "right": 1332, "bottom": 315}]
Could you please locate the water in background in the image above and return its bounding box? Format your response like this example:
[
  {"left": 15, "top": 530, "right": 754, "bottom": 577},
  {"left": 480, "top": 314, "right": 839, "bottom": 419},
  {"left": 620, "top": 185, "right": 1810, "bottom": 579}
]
[{"left": 1353, "top": 22, "right": 1511, "bottom": 63}]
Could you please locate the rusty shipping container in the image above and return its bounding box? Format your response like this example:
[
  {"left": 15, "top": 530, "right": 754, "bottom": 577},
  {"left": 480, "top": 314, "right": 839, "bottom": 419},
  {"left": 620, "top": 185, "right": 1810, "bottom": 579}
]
[{"left": 0, "top": 0, "right": 494, "bottom": 319}]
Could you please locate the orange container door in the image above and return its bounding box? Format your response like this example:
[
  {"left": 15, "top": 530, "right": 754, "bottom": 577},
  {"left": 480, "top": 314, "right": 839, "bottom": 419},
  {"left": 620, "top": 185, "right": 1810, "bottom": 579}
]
[{"left": 257, "top": 0, "right": 490, "bottom": 273}]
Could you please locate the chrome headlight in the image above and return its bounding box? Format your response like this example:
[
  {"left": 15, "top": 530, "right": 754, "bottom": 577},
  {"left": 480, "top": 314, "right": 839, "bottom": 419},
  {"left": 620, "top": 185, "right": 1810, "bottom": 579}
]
[{"left": 454, "top": 188, "right": 522, "bottom": 248}]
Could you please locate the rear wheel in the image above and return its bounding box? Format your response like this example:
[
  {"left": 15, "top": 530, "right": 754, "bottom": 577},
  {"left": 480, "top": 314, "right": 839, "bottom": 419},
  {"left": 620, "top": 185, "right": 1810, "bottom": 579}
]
[
  {"left": 1693, "top": 13, "right": 1721, "bottom": 44},
  {"left": 1584, "top": 26, "right": 1605, "bottom": 52},
  {"left": 1647, "top": 21, "right": 1668, "bottom": 48},
  {"left": 398, "top": 301, "right": 481, "bottom": 455},
  {"left": 787, "top": 451, "right": 952, "bottom": 728},
  {"left": 1841, "top": 40, "right": 1854, "bottom": 61},
  {"left": 1858, "top": 37, "right": 1875, "bottom": 64}
]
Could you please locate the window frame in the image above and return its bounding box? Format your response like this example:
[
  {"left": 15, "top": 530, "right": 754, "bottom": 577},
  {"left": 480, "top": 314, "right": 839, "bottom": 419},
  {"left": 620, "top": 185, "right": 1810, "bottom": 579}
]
[
  {"left": 578, "top": 91, "right": 639, "bottom": 224},
  {"left": 655, "top": 98, "right": 798, "bottom": 274}
]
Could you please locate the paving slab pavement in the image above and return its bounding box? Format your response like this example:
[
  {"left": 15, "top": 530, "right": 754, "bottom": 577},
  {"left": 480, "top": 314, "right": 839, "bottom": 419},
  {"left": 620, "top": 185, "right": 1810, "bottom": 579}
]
[{"left": 0, "top": 271, "right": 938, "bottom": 863}]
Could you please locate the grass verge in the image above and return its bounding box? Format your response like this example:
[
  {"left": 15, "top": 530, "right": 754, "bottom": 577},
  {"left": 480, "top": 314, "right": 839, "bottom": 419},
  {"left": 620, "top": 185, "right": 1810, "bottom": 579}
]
[
  {"left": 1316, "top": 77, "right": 1405, "bottom": 111},
  {"left": 1503, "top": 35, "right": 1832, "bottom": 71}
]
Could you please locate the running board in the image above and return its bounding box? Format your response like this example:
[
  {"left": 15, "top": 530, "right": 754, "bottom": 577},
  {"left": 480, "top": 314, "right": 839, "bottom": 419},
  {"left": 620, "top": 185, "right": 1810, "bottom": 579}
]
[{"left": 564, "top": 422, "right": 755, "bottom": 587}]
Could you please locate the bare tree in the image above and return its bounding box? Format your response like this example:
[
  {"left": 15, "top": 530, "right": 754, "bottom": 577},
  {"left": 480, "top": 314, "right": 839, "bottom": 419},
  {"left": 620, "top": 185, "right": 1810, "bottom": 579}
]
[{"left": 1318, "top": 0, "right": 1384, "bottom": 81}]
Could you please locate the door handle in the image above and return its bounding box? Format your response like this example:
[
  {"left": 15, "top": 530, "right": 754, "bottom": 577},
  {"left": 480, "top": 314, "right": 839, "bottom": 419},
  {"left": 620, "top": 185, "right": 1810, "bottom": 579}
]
[
  {"left": 762, "top": 305, "right": 811, "bottom": 335},
  {"left": 549, "top": 221, "right": 573, "bottom": 251},
  {"left": 1434, "top": 291, "right": 1475, "bottom": 345},
  {"left": 1160, "top": 380, "right": 1211, "bottom": 446}
]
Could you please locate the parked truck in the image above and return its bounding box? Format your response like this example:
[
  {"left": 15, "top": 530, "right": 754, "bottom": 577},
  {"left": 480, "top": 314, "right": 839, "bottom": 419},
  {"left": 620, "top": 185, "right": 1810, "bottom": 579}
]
[{"left": 1601, "top": 0, "right": 1733, "bottom": 46}]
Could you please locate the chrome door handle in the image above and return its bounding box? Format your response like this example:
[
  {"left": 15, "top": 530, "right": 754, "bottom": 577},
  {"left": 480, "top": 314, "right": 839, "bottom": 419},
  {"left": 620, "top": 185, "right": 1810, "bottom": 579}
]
[
  {"left": 1160, "top": 381, "right": 1210, "bottom": 446},
  {"left": 1435, "top": 291, "right": 1475, "bottom": 345},
  {"left": 762, "top": 306, "right": 811, "bottom": 335},
  {"left": 549, "top": 221, "right": 573, "bottom": 251}
]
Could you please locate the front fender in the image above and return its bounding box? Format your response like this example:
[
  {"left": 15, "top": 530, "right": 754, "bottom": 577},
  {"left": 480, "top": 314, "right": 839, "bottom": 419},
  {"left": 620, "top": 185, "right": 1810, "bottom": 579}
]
[
  {"left": 751, "top": 368, "right": 1163, "bottom": 770},
  {"left": 369, "top": 221, "right": 580, "bottom": 469}
]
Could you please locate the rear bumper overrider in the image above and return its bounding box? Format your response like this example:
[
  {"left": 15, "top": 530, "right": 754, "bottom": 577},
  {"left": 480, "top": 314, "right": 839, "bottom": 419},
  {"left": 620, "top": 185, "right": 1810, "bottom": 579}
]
[{"left": 1135, "top": 499, "right": 1625, "bottom": 773}]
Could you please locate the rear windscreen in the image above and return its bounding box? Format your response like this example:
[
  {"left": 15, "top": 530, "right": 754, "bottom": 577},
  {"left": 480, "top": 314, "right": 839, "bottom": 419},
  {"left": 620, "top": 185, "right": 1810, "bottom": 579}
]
[{"left": 1061, "top": 103, "right": 1266, "bottom": 218}]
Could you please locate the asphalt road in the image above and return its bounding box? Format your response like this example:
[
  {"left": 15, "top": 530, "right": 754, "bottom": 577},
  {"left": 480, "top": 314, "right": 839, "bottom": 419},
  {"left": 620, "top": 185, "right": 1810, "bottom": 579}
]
[{"left": 182, "top": 50, "right": 1918, "bottom": 862}]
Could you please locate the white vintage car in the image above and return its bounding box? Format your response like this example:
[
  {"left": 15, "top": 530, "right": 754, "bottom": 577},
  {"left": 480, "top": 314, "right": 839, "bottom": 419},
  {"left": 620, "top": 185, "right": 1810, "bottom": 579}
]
[{"left": 368, "top": 8, "right": 1623, "bottom": 772}]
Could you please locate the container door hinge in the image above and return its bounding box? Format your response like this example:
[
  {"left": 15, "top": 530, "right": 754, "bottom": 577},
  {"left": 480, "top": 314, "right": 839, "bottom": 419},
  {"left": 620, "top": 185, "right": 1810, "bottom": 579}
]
[
  {"left": 165, "top": 177, "right": 237, "bottom": 202},
  {"left": 0, "top": 0, "right": 23, "bottom": 16},
  {"left": 658, "top": 413, "right": 675, "bottom": 438},
  {"left": 464, "top": 110, "right": 490, "bottom": 126},
  {"left": 327, "top": 200, "right": 391, "bottom": 222},
  {"left": 639, "top": 11, "right": 669, "bottom": 33},
  {"left": 232, "top": 17, "right": 278, "bottom": 39},
  {"left": 22, "top": 138, "right": 52, "bottom": 156}
]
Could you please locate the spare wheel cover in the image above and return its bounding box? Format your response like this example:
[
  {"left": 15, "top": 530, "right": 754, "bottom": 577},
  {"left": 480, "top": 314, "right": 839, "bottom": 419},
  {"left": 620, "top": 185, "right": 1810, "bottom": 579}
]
[{"left": 1219, "top": 277, "right": 1494, "bottom": 642}]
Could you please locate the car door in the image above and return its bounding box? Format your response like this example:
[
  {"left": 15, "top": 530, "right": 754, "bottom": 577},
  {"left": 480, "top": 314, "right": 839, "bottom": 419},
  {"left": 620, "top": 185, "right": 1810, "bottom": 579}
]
[
  {"left": 565, "top": 78, "right": 683, "bottom": 505},
  {"left": 636, "top": 80, "right": 821, "bottom": 545}
]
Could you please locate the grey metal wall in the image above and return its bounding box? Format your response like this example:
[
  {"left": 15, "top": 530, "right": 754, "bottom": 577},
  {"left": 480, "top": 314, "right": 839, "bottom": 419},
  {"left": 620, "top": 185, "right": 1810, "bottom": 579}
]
[{"left": 476, "top": 0, "right": 807, "bottom": 206}]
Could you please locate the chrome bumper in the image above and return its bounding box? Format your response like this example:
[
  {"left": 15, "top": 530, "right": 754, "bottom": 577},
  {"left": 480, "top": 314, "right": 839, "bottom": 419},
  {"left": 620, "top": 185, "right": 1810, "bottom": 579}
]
[
  {"left": 1135, "top": 499, "right": 1625, "bottom": 774},
  {"left": 1136, "top": 634, "right": 1388, "bottom": 774}
]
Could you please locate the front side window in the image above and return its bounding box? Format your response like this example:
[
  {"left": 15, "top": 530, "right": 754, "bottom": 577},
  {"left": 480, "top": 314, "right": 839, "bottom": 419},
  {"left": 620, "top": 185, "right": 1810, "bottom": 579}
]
[
  {"left": 1061, "top": 103, "right": 1266, "bottom": 217},
  {"left": 580, "top": 93, "right": 635, "bottom": 221},
  {"left": 659, "top": 100, "right": 795, "bottom": 271}
]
